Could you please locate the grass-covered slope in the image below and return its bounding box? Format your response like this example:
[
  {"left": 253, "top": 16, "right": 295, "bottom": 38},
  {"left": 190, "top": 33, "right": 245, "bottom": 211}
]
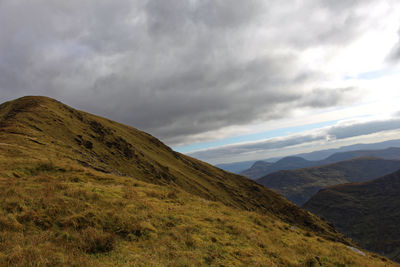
[
  {"left": 256, "top": 157, "right": 400, "bottom": 205},
  {"left": 0, "top": 96, "right": 395, "bottom": 266},
  {"left": 303, "top": 170, "right": 400, "bottom": 262},
  {"left": 0, "top": 96, "right": 340, "bottom": 236}
]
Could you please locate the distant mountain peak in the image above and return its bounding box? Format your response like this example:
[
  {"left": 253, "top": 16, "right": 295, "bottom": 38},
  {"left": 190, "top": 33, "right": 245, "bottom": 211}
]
[
  {"left": 276, "top": 156, "right": 309, "bottom": 164},
  {"left": 250, "top": 160, "right": 271, "bottom": 168}
]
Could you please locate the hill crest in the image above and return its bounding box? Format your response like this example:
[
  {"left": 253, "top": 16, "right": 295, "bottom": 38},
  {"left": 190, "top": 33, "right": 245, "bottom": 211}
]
[{"left": 0, "top": 96, "right": 341, "bottom": 237}]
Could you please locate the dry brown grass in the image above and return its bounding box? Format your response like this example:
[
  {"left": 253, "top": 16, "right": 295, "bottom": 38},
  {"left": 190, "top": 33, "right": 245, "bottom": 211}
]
[{"left": 0, "top": 162, "right": 394, "bottom": 266}]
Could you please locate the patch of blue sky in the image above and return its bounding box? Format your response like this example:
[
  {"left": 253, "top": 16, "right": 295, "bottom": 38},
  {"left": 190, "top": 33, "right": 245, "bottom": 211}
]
[
  {"left": 174, "top": 120, "right": 340, "bottom": 153},
  {"left": 345, "top": 68, "right": 400, "bottom": 80}
]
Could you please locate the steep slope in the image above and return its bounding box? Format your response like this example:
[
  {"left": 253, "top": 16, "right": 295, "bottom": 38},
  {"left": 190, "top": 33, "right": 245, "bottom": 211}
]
[
  {"left": 256, "top": 157, "right": 400, "bottom": 205},
  {"left": 303, "top": 170, "right": 400, "bottom": 262},
  {"left": 241, "top": 156, "right": 317, "bottom": 179},
  {"left": 0, "top": 96, "right": 289, "bottom": 214},
  {"left": 0, "top": 96, "right": 390, "bottom": 265}
]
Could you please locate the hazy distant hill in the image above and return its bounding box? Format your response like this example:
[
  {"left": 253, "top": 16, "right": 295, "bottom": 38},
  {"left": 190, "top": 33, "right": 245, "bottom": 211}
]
[
  {"left": 256, "top": 157, "right": 400, "bottom": 205},
  {"left": 241, "top": 157, "right": 317, "bottom": 179},
  {"left": 294, "top": 139, "right": 400, "bottom": 161},
  {"left": 217, "top": 140, "right": 400, "bottom": 176},
  {"left": 238, "top": 160, "right": 273, "bottom": 178},
  {"left": 303, "top": 170, "right": 400, "bottom": 262},
  {"left": 0, "top": 96, "right": 389, "bottom": 266},
  {"left": 241, "top": 147, "right": 400, "bottom": 179},
  {"left": 215, "top": 160, "right": 256, "bottom": 173},
  {"left": 323, "top": 147, "right": 400, "bottom": 162}
]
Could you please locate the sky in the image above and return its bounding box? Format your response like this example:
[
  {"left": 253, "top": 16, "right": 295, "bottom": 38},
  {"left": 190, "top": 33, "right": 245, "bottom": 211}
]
[{"left": 1, "top": 0, "right": 400, "bottom": 164}]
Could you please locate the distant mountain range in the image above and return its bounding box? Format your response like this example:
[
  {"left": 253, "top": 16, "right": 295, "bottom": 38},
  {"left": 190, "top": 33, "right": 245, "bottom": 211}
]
[
  {"left": 304, "top": 170, "right": 400, "bottom": 262},
  {"left": 241, "top": 147, "right": 400, "bottom": 179},
  {"left": 256, "top": 157, "right": 400, "bottom": 205},
  {"left": 294, "top": 139, "right": 400, "bottom": 161},
  {"left": 216, "top": 139, "right": 400, "bottom": 175}
]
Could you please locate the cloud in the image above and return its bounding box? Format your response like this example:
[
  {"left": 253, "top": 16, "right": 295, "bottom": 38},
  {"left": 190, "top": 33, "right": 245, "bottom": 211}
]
[
  {"left": 327, "top": 119, "right": 400, "bottom": 140},
  {"left": 387, "top": 29, "right": 400, "bottom": 62},
  {"left": 189, "top": 117, "right": 400, "bottom": 163},
  {"left": 0, "top": 0, "right": 399, "bottom": 145},
  {"left": 299, "top": 87, "right": 357, "bottom": 108}
]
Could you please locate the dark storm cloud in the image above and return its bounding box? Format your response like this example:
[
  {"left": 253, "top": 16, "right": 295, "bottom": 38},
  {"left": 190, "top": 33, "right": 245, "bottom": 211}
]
[
  {"left": 0, "top": 0, "right": 396, "bottom": 145},
  {"left": 190, "top": 117, "right": 400, "bottom": 162}
]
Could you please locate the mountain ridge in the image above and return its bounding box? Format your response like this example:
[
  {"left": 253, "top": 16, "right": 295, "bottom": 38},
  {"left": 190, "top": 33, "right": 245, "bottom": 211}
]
[{"left": 216, "top": 140, "right": 400, "bottom": 176}]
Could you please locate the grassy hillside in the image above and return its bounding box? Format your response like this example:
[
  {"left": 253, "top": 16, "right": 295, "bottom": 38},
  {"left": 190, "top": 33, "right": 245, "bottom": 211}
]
[
  {"left": 256, "top": 157, "right": 400, "bottom": 206},
  {"left": 0, "top": 96, "right": 343, "bottom": 236},
  {"left": 303, "top": 170, "right": 400, "bottom": 262},
  {"left": 0, "top": 96, "right": 395, "bottom": 266}
]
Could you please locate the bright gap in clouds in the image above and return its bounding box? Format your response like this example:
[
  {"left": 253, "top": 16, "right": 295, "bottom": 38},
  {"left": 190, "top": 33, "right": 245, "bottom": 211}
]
[
  {"left": 175, "top": 120, "right": 340, "bottom": 153},
  {"left": 180, "top": 72, "right": 400, "bottom": 164}
]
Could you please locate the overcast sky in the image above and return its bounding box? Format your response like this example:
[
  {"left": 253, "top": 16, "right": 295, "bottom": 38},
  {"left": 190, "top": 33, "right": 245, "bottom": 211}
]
[{"left": 2, "top": 0, "right": 400, "bottom": 164}]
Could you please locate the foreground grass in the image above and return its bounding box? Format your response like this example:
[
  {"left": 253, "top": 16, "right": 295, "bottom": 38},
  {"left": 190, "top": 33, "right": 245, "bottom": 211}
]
[{"left": 0, "top": 161, "right": 393, "bottom": 266}]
